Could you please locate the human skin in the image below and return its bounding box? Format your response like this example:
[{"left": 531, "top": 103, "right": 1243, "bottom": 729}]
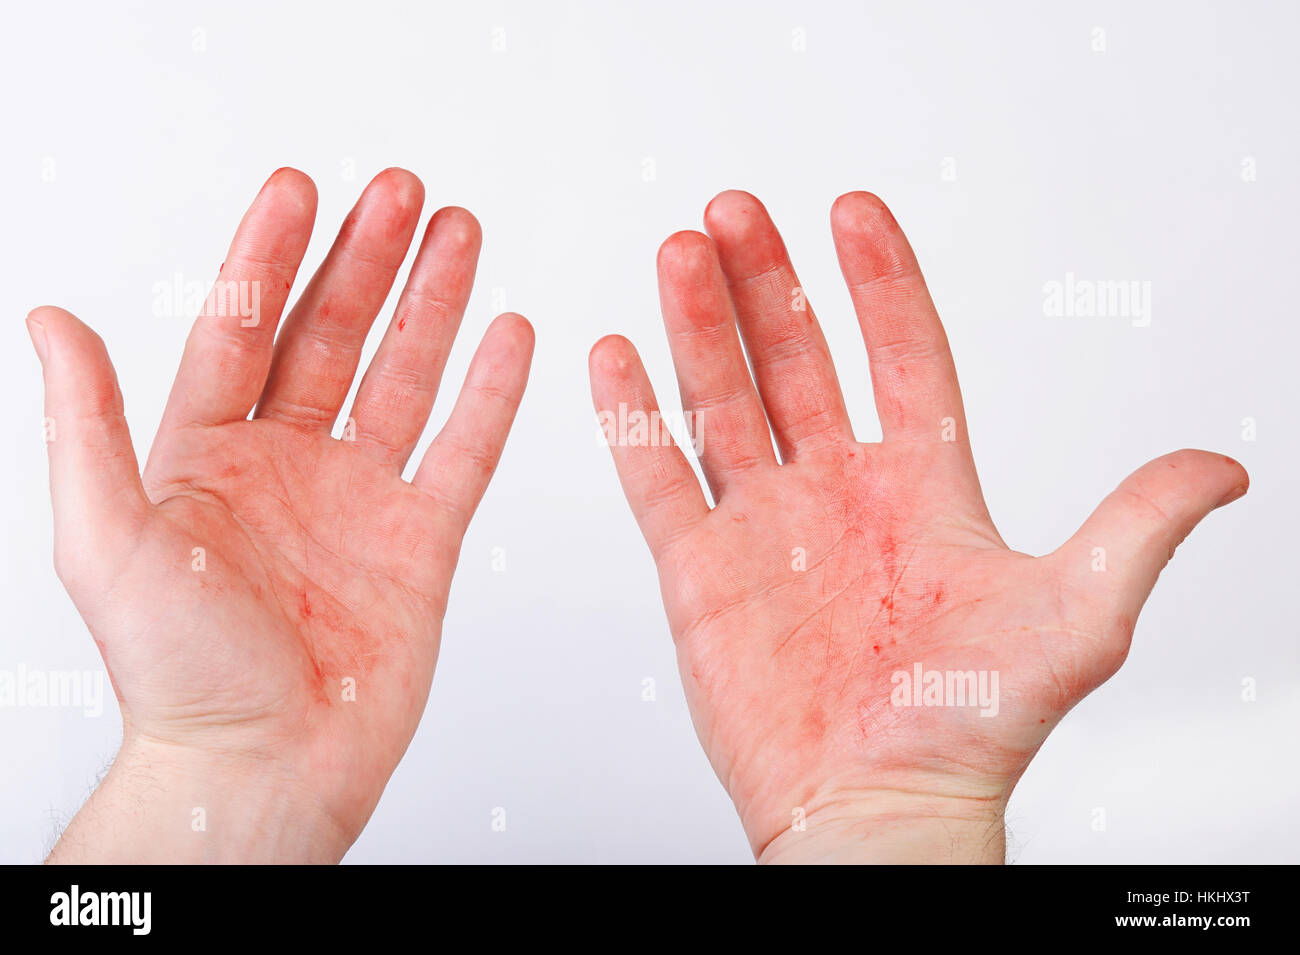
[
  {"left": 29, "top": 167, "right": 534, "bottom": 862},
  {"left": 589, "top": 190, "right": 1248, "bottom": 864}
]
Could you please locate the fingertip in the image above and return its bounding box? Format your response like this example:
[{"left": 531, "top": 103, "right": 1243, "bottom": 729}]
[
  {"left": 25, "top": 310, "right": 51, "bottom": 362},
  {"left": 1168, "top": 449, "right": 1249, "bottom": 508},
  {"left": 429, "top": 205, "right": 483, "bottom": 251},
  {"left": 373, "top": 166, "right": 426, "bottom": 210},
  {"left": 26, "top": 308, "right": 120, "bottom": 415},
  {"left": 489, "top": 311, "right": 535, "bottom": 354},
  {"left": 830, "top": 190, "right": 895, "bottom": 234},
  {"left": 269, "top": 165, "right": 312, "bottom": 185},
  {"left": 349, "top": 168, "right": 425, "bottom": 238},
  {"left": 702, "top": 191, "right": 786, "bottom": 273},
  {"left": 703, "top": 189, "right": 766, "bottom": 233},
  {"left": 343, "top": 168, "right": 424, "bottom": 244},
  {"left": 264, "top": 167, "right": 318, "bottom": 214},
  {"left": 1161, "top": 448, "right": 1248, "bottom": 481},
  {"left": 656, "top": 230, "right": 715, "bottom": 273},
  {"left": 26, "top": 305, "right": 72, "bottom": 329},
  {"left": 588, "top": 333, "right": 638, "bottom": 378},
  {"left": 1235, "top": 470, "right": 1249, "bottom": 498},
  {"left": 830, "top": 191, "right": 918, "bottom": 281},
  {"left": 1123, "top": 449, "right": 1251, "bottom": 515},
  {"left": 1219, "top": 454, "right": 1249, "bottom": 495},
  {"left": 1215, "top": 484, "right": 1249, "bottom": 509},
  {"left": 26, "top": 306, "right": 93, "bottom": 359}
]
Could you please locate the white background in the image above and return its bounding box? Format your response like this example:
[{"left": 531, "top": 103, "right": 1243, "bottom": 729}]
[{"left": 1, "top": 1, "right": 1296, "bottom": 863}]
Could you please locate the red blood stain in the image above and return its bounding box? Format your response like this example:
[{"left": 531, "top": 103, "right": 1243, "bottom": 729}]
[
  {"left": 932, "top": 588, "right": 945, "bottom": 605},
  {"left": 398, "top": 315, "right": 407, "bottom": 331},
  {"left": 320, "top": 300, "right": 331, "bottom": 318},
  {"left": 1040, "top": 718, "right": 1046, "bottom": 723},
  {"left": 308, "top": 656, "right": 329, "bottom": 704},
  {"left": 283, "top": 279, "right": 291, "bottom": 290},
  {"left": 879, "top": 593, "right": 895, "bottom": 625},
  {"left": 298, "top": 591, "right": 313, "bottom": 619},
  {"left": 872, "top": 644, "right": 881, "bottom": 654}
]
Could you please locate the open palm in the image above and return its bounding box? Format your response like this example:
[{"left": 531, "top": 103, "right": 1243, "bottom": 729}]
[
  {"left": 31, "top": 168, "right": 533, "bottom": 858},
  {"left": 590, "top": 190, "right": 1247, "bottom": 863}
]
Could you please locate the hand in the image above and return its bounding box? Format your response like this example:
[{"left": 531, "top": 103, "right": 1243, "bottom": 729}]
[
  {"left": 589, "top": 190, "right": 1248, "bottom": 864},
  {"left": 30, "top": 168, "right": 534, "bottom": 862}
]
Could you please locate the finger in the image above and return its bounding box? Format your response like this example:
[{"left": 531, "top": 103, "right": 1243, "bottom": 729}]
[
  {"left": 830, "top": 191, "right": 965, "bottom": 444},
  {"left": 412, "top": 314, "right": 534, "bottom": 534},
  {"left": 1052, "top": 449, "right": 1249, "bottom": 646},
  {"left": 153, "top": 168, "right": 317, "bottom": 436},
  {"left": 703, "top": 190, "right": 852, "bottom": 460},
  {"left": 348, "top": 207, "right": 482, "bottom": 471},
  {"left": 27, "top": 307, "right": 150, "bottom": 582},
  {"left": 588, "top": 334, "right": 709, "bottom": 558},
  {"left": 656, "top": 231, "right": 776, "bottom": 497},
  {"left": 255, "top": 168, "right": 425, "bottom": 430}
]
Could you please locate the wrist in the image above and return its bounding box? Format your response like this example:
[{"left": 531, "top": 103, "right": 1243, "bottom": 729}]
[
  {"left": 755, "top": 785, "right": 1008, "bottom": 865},
  {"left": 47, "top": 735, "right": 353, "bottom": 864}
]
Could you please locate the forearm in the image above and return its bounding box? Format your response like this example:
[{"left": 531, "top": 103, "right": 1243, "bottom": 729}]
[{"left": 46, "top": 737, "right": 352, "bottom": 864}]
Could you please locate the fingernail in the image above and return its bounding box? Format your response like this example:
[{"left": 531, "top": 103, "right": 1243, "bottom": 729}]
[
  {"left": 1215, "top": 484, "right": 1248, "bottom": 509},
  {"left": 25, "top": 313, "right": 47, "bottom": 363}
]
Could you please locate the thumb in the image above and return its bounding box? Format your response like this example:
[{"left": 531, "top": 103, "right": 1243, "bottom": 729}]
[
  {"left": 27, "top": 306, "right": 150, "bottom": 585},
  {"left": 1052, "top": 448, "right": 1248, "bottom": 645}
]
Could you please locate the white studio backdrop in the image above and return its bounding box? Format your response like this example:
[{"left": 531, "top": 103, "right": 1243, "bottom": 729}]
[{"left": 1, "top": 0, "right": 1295, "bottom": 863}]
